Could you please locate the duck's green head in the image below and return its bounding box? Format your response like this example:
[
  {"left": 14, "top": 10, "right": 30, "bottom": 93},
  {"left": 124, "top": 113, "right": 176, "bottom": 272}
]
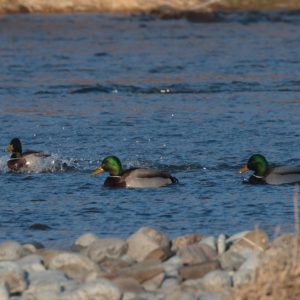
[
  {"left": 91, "top": 155, "right": 123, "bottom": 176},
  {"left": 5, "top": 138, "right": 22, "bottom": 157},
  {"left": 239, "top": 154, "right": 269, "bottom": 176}
]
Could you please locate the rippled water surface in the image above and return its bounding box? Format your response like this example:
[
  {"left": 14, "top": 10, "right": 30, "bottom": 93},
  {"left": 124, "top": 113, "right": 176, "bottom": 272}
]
[{"left": 1, "top": 13, "right": 300, "bottom": 246}]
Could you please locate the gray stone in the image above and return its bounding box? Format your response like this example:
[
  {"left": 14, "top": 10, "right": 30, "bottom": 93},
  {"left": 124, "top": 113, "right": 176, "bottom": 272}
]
[
  {"left": 18, "top": 254, "right": 45, "bottom": 273},
  {"left": 47, "top": 251, "right": 100, "bottom": 282},
  {"left": 163, "top": 255, "right": 183, "bottom": 277},
  {"left": 199, "top": 236, "right": 216, "bottom": 252},
  {"left": 127, "top": 227, "right": 169, "bottom": 262},
  {"left": 239, "top": 252, "right": 260, "bottom": 272},
  {"left": 201, "top": 270, "right": 232, "bottom": 289},
  {"left": 171, "top": 234, "right": 202, "bottom": 252},
  {"left": 217, "top": 234, "right": 226, "bottom": 255},
  {"left": 75, "top": 233, "right": 99, "bottom": 248},
  {"left": 142, "top": 272, "right": 165, "bottom": 291},
  {"left": 161, "top": 277, "right": 178, "bottom": 290},
  {"left": 177, "top": 243, "right": 217, "bottom": 265},
  {"left": 233, "top": 252, "right": 260, "bottom": 287},
  {"left": 113, "top": 277, "right": 144, "bottom": 294},
  {"left": 0, "top": 282, "right": 9, "bottom": 300},
  {"left": 113, "top": 260, "right": 164, "bottom": 284},
  {"left": 0, "top": 261, "right": 27, "bottom": 294},
  {"left": 219, "top": 249, "right": 246, "bottom": 271},
  {"left": 197, "top": 291, "right": 222, "bottom": 300},
  {"left": 233, "top": 268, "right": 253, "bottom": 287},
  {"left": 60, "top": 279, "right": 121, "bottom": 300},
  {"left": 24, "top": 269, "right": 72, "bottom": 296},
  {"left": 0, "top": 241, "right": 24, "bottom": 261},
  {"left": 88, "top": 238, "right": 128, "bottom": 263},
  {"left": 179, "top": 261, "right": 220, "bottom": 280}
]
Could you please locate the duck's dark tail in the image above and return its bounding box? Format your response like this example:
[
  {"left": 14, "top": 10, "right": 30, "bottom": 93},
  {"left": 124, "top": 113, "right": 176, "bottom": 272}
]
[{"left": 170, "top": 176, "right": 179, "bottom": 184}]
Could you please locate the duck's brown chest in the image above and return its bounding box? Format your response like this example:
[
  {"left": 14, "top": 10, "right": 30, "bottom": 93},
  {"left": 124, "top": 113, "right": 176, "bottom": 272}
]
[
  {"left": 104, "top": 176, "right": 126, "bottom": 188},
  {"left": 7, "top": 158, "right": 26, "bottom": 171}
]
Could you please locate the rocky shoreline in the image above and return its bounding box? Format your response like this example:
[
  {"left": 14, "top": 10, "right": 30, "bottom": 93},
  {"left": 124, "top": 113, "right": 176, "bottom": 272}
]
[
  {"left": 0, "top": 0, "right": 300, "bottom": 17},
  {"left": 0, "top": 226, "right": 298, "bottom": 300}
]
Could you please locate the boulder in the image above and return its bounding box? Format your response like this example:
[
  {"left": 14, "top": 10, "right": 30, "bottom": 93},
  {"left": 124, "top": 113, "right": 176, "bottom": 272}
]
[
  {"left": 60, "top": 279, "right": 121, "bottom": 300},
  {"left": 177, "top": 243, "right": 217, "bottom": 265},
  {"left": 127, "top": 227, "right": 169, "bottom": 262},
  {"left": 18, "top": 254, "right": 45, "bottom": 273},
  {"left": 179, "top": 260, "right": 220, "bottom": 280},
  {"left": 171, "top": 234, "right": 202, "bottom": 252},
  {"left": 0, "top": 261, "right": 27, "bottom": 294},
  {"left": 88, "top": 238, "right": 128, "bottom": 263},
  {"left": 47, "top": 252, "right": 101, "bottom": 283},
  {"left": 0, "top": 241, "right": 24, "bottom": 261}
]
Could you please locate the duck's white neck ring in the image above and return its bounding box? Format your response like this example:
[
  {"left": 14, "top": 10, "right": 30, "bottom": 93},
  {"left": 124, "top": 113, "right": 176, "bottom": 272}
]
[{"left": 252, "top": 174, "right": 264, "bottom": 179}]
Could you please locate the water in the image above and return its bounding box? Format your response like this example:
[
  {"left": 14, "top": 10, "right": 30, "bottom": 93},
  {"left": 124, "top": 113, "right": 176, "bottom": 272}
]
[{"left": 0, "top": 13, "right": 300, "bottom": 247}]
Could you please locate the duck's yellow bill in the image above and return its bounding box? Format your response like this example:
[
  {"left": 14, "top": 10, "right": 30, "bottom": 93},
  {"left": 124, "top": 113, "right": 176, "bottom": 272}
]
[
  {"left": 238, "top": 165, "right": 249, "bottom": 174},
  {"left": 5, "top": 144, "right": 13, "bottom": 152},
  {"left": 91, "top": 166, "right": 105, "bottom": 176}
]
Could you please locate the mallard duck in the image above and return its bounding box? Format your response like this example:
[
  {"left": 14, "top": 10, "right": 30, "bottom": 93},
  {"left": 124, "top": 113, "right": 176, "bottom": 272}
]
[
  {"left": 5, "top": 137, "right": 49, "bottom": 171},
  {"left": 91, "top": 155, "right": 179, "bottom": 188},
  {"left": 239, "top": 154, "right": 300, "bottom": 185}
]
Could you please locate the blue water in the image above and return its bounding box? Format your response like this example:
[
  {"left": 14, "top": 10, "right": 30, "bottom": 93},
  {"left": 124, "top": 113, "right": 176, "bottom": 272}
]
[{"left": 1, "top": 13, "right": 300, "bottom": 247}]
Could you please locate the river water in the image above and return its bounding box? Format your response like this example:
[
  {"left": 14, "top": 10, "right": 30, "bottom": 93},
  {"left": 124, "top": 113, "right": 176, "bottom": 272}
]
[{"left": 0, "top": 13, "right": 300, "bottom": 247}]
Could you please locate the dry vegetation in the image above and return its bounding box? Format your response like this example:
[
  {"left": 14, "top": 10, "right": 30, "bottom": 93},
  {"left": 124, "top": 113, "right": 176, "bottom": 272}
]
[{"left": 230, "top": 233, "right": 300, "bottom": 300}]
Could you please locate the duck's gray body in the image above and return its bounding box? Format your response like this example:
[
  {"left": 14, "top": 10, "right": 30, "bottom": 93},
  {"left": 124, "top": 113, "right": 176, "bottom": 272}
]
[
  {"left": 264, "top": 166, "right": 300, "bottom": 185},
  {"left": 104, "top": 168, "right": 178, "bottom": 188}
]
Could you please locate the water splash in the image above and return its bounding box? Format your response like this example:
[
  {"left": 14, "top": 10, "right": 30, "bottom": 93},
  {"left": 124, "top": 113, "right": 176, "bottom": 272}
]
[{"left": 0, "top": 154, "right": 76, "bottom": 173}]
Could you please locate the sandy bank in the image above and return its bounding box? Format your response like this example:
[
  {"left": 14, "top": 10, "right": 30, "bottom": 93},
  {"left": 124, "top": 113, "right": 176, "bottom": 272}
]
[{"left": 0, "top": 0, "right": 300, "bottom": 16}]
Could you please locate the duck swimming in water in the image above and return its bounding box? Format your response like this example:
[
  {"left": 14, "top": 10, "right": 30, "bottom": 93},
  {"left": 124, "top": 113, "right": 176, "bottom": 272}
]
[
  {"left": 239, "top": 154, "right": 300, "bottom": 185},
  {"left": 91, "top": 155, "right": 178, "bottom": 188},
  {"left": 5, "top": 137, "right": 49, "bottom": 171}
]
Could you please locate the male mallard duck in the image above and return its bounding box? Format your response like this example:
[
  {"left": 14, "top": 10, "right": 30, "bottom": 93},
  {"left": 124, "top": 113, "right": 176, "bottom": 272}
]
[
  {"left": 239, "top": 154, "right": 300, "bottom": 185},
  {"left": 91, "top": 155, "right": 178, "bottom": 188},
  {"left": 5, "top": 137, "right": 49, "bottom": 171}
]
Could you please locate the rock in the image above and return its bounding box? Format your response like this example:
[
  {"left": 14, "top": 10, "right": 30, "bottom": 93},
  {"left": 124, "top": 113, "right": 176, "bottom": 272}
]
[
  {"left": 27, "top": 290, "right": 61, "bottom": 300},
  {"left": 199, "top": 236, "right": 217, "bottom": 252},
  {"left": 179, "top": 260, "right": 220, "bottom": 281},
  {"left": 60, "top": 279, "right": 121, "bottom": 300},
  {"left": 219, "top": 249, "right": 247, "bottom": 271},
  {"left": 144, "top": 247, "right": 173, "bottom": 262},
  {"left": 232, "top": 252, "right": 260, "bottom": 287},
  {"left": 171, "top": 234, "right": 202, "bottom": 252},
  {"left": 0, "top": 261, "right": 27, "bottom": 294},
  {"left": 229, "top": 229, "right": 269, "bottom": 252},
  {"left": 113, "top": 277, "right": 144, "bottom": 294},
  {"left": 88, "top": 238, "right": 128, "bottom": 263},
  {"left": 201, "top": 270, "right": 232, "bottom": 290},
  {"left": 217, "top": 234, "right": 226, "bottom": 255},
  {"left": 99, "top": 258, "right": 130, "bottom": 274},
  {"left": 37, "top": 249, "right": 65, "bottom": 267},
  {"left": 110, "top": 260, "right": 164, "bottom": 283},
  {"left": 0, "top": 282, "right": 9, "bottom": 300},
  {"left": 142, "top": 272, "right": 165, "bottom": 291},
  {"left": 163, "top": 255, "right": 183, "bottom": 277},
  {"left": 47, "top": 252, "right": 101, "bottom": 283},
  {"left": 164, "top": 287, "right": 197, "bottom": 300},
  {"left": 161, "top": 277, "right": 178, "bottom": 290},
  {"left": 18, "top": 254, "right": 45, "bottom": 273},
  {"left": 24, "top": 269, "right": 74, "bottom": 296},
  {"left": 127, "top": 227, "right": 169, "bottom": 262},
  {"left": 72, "top": 233, "right": 99, "bottom": 253},
  {"left": 177, "top": 243, "right": 217, "bottom": 265},
  {"left": 196, "top": 291, "right": 222, "bottom": 300},
  {"left": 0, "top": 241, "right": 24, "bottom": 261}
]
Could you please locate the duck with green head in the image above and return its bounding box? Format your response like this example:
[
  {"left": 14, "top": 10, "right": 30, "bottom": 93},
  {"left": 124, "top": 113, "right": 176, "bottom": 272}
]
[
  {"left": 239, "top": 154, "right": 300, "bottom": 185},
  {"left": 5, "top": 137, "right": 49, "bottom": 171},
  {"left": 91, "top": 155, "right": 178, "bottom": 188}
]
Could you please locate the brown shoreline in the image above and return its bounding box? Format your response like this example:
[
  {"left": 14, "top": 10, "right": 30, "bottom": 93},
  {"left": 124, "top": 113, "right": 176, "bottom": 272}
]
[{"left": 0, "top": 0, "right": 300, "bottom": 16}]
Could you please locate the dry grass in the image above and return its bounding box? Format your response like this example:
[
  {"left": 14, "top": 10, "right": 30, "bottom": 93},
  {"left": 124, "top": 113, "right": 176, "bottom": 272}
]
[{"left": 231, "top": 186, "right": 300, "bottom": 300}]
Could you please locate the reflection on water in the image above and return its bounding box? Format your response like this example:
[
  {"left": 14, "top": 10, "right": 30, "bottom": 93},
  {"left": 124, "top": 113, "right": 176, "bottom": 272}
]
[{"left": 0, "top": 14, "right": 300, "bottom": 245}]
